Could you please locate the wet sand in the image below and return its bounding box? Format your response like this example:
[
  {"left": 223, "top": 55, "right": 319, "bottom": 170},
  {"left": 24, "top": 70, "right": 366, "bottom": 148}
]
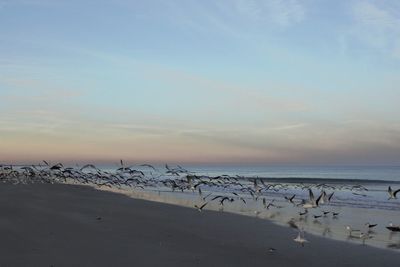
[{"left": 0, "top": 183, "right": 399, "bottom": 266}]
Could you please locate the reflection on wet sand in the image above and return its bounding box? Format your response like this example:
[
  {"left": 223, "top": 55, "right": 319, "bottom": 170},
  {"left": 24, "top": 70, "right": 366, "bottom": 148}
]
[{"left": 96, "top": 185, "right": 400, "bottom": 251}]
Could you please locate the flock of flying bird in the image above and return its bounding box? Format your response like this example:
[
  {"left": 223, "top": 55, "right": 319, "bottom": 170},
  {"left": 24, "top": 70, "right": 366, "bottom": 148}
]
[{"left": 1, "top": 161, "right": 400, "bottom": 249}]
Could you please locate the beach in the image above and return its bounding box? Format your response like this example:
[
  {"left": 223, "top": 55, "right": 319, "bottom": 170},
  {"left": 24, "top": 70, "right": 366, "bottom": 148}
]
[{"left": 0, "top": 183, "right": 399, "bottom": 267}]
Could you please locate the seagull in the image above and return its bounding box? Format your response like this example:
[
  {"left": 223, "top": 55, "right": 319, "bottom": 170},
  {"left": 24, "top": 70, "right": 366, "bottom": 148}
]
[
  {"left": 80, "top": 164, "right": 99, "bottom": 172},
  {"left": 327, "top": 192, "right": 334, "bottom": 202},
  {"left": 294, "top": 229, "right": 309, "bottom": 247},
  {"left": 299, "top": 210, "right": 308, "bottom": 216},
  {"left": 284, "top": 194, "right": 296, "bottom": 204},
  {"left": 194, "top": 202, "right": 208, "bottom": 212},
  {"left": 386, "top": 222, "right": 400, "bottom": 232},
  {"left": 211, "top": 195, "right": 224, "bottom": 201},
  {"left": 388, "top": 186, "right": 400, "bottom": 200},
  {"left": 365, "top": 223, "right": 377, "bottom": 229},
  {"left": 302, "top": 189, "right": 323, "bottom": 209},
  {"left": 319, "top": 191, "right": 327, "bottom": 204},
  {"left": 359, "top": 232, "right": 371, "bottom": 245},
  {"left": 263, "top": 198, "right": 275, "bottom": 209},
  {"left": 140, "top": 164, "right": 157, "bottom": 171},
  {"left": 268, "top": 247, "right": 277, "bottom": 253},
  {"left": 346, "top": 225, "right": 360, "bottom": 235},
  {"left": 219, "top": 197, "right": 234, "bottom": 206}
]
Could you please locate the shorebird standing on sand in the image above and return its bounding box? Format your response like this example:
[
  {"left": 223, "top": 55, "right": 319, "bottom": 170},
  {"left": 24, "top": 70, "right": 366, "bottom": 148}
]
[{"left": 346, "top": 225, "right": 360, "bottom": 236}]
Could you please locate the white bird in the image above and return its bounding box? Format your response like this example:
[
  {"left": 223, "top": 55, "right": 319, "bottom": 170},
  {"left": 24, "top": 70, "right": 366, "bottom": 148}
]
[
  {"left": 302, "top": 189, "right": 323, "bottom": 209},
  {"left": 294, "top": 229, "right": 309, "bottom": 246},
  {"left": 346, "top": 225, "right": 360, "bottom": 235},
  {"left": 354, "top": 232, "right": 370, "bottom": 245},
  {"left": 319, "top": 190, "right": 327, "bottom": 204}
]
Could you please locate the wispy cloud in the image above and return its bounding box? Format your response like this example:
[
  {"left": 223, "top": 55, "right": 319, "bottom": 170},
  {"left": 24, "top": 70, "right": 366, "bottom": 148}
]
[
  {"left": 158, "top": 0, "right": 307, "bottom": 39},
  {"left": 349, "top": 0, "right": 400, "bottom": 59},
  {"left": 232, "top": 0, "right": 305, "bottom": 27}
]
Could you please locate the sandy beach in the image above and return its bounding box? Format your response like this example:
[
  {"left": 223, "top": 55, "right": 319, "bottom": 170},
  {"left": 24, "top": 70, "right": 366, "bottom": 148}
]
[{"left": 0, "top": 183, "right": 398, "bottom": 267}]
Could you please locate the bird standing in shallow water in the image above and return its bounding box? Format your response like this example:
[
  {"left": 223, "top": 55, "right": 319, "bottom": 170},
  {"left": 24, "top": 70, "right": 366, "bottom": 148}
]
[{"left": 346, "top": 225, "right": 360, "bottom": 236}]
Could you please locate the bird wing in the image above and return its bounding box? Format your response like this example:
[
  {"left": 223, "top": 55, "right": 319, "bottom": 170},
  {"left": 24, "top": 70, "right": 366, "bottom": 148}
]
[
  {"left": 200, "top": 202, "right": 208, "bottom": 209},
  {"left": 140, "top": 164, "right": 156, "bottom": 171},
  {"left": 308, "top": 189, "right": 315, "bottom": 202},
  {"left": 211, "top": 195, "right": 223, "bottom": 201},
  {"left": 220, "top": 197, "right": 229, "bottom": 204},
  {"left": 315, "top": 192, "right": 323, "bottom": 206},
  {"left": 203, "top": 192, "right": 213, "bottom": 200},
  {"left": 394, "top": 188, "right": 400, "bottom": 197}
]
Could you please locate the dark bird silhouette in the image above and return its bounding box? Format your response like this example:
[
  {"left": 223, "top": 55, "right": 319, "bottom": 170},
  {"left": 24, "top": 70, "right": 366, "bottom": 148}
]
[
  {"left": 388, "top": 186, "right": 400, "bottom": 200},
  {"left": 194, "top": 202, "right": 208, "bottom": 212}
]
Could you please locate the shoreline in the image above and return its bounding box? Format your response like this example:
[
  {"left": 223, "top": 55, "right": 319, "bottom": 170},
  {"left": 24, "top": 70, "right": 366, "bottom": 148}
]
[
  {"left": 3, "top": 165, "right": 400, "bottom": 252},
  {"left": 87, "top": 182, "right": 400, "bottom": 251},
  {"left": 1, "top": 182, "right": 399, "bottom": 266}
]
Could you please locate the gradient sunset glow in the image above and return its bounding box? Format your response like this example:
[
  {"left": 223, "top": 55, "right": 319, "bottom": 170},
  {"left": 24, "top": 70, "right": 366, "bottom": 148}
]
[{"left": 1, "top": 0, "right": 399, "bottom": 165}]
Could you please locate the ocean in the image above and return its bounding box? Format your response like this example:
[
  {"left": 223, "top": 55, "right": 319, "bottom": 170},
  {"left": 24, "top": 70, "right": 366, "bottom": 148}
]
[{"left": 184, "top": 164, "right": 400, "bottom": 182}]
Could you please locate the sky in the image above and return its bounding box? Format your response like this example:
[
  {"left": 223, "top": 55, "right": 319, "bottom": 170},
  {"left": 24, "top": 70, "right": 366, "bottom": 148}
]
[{"left": 0, "top": 0, "right": 399, "bottom": 165}]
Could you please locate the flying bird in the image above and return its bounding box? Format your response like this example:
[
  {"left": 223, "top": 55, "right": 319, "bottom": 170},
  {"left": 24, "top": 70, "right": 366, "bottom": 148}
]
[
  {"left": 302, "top": 189, "right": 322, "bottom": 209},
  {"left": 388, "top": 186, "right": 400, "bottom": 200},
  {"left": 365, "top": 223, "right": 377, "bottom": 229},
  {"left": 194, "top": 202, "right": 208, "bottom": 212},
  {"left": 284, "top": 194, "right": 296, "bottom": 204},
  {"left": 386, "top": 222, "right": 400, "bottom": 232}
]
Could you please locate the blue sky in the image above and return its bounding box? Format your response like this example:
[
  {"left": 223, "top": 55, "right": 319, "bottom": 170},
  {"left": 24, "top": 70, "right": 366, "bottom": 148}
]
[{"left": 0, "top": 0, "right": 399, "bottom": 165}]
